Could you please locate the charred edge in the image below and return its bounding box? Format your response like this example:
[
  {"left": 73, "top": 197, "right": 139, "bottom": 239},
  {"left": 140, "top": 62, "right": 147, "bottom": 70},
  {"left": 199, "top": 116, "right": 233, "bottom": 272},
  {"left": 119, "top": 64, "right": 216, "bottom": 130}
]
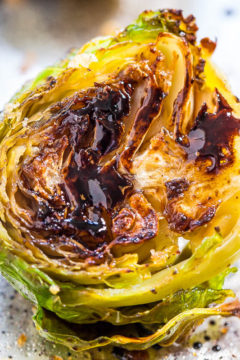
[
  {"left": 164, "top": 205, "right": 216, "bottom": 233},
  {"left": 154, "top": 9, "right": 198, "bottom": 44},
  {"left": 200, "top": 37, "right": 217, "bottom": 53},
  {"left": 164, "top": 9, "right": 198, "bottom": 44},
  {"left": 122, "top": 9, "right": 197, "bottom": 49}
]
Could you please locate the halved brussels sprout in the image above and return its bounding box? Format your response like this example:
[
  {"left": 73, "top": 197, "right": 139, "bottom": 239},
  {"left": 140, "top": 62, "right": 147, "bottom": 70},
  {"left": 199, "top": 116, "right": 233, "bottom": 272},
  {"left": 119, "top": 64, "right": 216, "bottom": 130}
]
[{"left": 0, "top": 8, "right": 240, "bottom": 355}]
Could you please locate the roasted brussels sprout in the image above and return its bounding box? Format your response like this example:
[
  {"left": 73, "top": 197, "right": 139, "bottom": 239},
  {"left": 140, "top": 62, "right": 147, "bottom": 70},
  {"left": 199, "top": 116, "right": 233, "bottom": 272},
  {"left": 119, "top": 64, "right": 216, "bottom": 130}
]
[{"left": 0, "top": 9, "right": 240, "bottom": 354}]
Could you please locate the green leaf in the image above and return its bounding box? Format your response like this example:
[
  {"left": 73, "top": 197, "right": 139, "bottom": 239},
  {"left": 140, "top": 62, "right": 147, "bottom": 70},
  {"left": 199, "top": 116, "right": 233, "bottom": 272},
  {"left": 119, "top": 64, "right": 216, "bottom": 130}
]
[{"left": 33, "top": 302, "right": 238, "bottom": 352}]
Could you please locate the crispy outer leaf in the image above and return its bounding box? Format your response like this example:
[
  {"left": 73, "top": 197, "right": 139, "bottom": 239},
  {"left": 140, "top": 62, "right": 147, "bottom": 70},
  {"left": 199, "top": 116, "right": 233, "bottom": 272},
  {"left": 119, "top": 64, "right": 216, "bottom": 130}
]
[
  {"left": 33, "top": 302, "right": 239, "bottom": 352},
  {"left": 0, "top": 244, "right": 233, "bottom": 326}
]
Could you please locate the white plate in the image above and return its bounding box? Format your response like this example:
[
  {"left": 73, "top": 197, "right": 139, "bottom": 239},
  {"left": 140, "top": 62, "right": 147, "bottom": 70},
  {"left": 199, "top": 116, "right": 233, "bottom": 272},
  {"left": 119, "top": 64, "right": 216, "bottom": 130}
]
[{"left": 0, "top": 0, "right": 240, "bottom": 358}]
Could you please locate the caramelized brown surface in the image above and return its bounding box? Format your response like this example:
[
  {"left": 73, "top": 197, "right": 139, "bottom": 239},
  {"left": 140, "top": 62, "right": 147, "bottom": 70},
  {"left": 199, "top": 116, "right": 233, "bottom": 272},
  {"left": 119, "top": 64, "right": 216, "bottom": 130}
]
[
  {"left": 4, "top": 26, "right": 240, "bottom": 266},
  {"left": 134, "top": 89, "right": 240, "bottom": 234},
  {"left": 180, "top": 91, "right": 240, "bottom": 173},
  {"left": 11, "top": 62, "right": 240, "bottom": 263},
  {"left": 14, "top": 65, "right": 165, "bottom": 263}
]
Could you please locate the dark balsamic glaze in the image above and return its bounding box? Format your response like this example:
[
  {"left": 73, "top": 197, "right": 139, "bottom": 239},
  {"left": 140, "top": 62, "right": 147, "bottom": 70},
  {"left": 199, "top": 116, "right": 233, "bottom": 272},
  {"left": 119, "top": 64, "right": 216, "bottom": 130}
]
[
  {"left": 65, "top": 149, "right": 132, "bottom": 241},
  {"left": 164, "top": 91, "right": 240, "bottom": 233},
  {"left": 20, "top": 72, "right": 165, "bottom": 258},
  {"left": 26, "top": 81, "right": 134, "bottom": 253},
  {"left": 180, "top": 91, "right": 240, "bottom": 173},
  {"left": 63, "top": 82, "right": 134, "bottom": 248}
]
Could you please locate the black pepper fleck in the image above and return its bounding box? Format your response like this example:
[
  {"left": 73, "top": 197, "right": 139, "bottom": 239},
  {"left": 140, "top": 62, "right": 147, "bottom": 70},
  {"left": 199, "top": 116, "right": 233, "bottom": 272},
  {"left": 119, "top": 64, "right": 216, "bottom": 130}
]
[
  {"left": 193, "top": 341, "right": 202, "bottom": 349},
  {"left": 151, "top": 288, "right": 157, "bottom": 294},
  {"left": 212, "top": 344, "right": 221, "bottom": 352}
]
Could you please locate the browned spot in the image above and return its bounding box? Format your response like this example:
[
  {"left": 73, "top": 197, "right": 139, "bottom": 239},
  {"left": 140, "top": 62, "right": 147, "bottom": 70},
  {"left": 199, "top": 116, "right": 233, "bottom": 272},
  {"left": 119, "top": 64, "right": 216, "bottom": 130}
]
[
  {"left": 164, "top": 204, "right": 216, "bottom": 233},
  {"left": 195, "top": 58, "right": 206, "bottom": 84},
  {"left": 181, "top": 91, "right": 240, "bottom": 173},
  {"left": 112, "top": 193, "right": 158, "bottom": 246},
  {"left": 111, "top": 208, "right": 135, "bottom": 235},
  {"left": 165, "top": 179, "right": 189, "bottom": 200}
]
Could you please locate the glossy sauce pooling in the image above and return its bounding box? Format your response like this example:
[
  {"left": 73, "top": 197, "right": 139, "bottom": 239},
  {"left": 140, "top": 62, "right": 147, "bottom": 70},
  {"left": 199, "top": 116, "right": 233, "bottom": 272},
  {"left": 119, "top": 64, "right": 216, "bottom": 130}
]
[
  {"left": 21, "top": 81, "right": 134, "bottom": 253},
  {"left": 62, "top": 82, "right": 134, "bottom": 247},
  {"left": 64, "top": 150, "right": 132, "bottom": 244},
  {"left": 182, "top": 92, "right": 240, "bottom": 173}
]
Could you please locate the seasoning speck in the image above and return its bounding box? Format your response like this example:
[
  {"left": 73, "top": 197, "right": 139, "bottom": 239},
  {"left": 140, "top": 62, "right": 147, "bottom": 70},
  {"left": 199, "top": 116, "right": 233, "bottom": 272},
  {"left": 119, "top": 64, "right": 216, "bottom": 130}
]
[
  {"left": 193, "top": 341, "right": 202, "bottom": 350},
  {"left": 221, "top": 327, "right": 228, "bottom": 334},
  {"left": 17, "top": 333, "right": 27, "bottom": 347},
  {"left": 212, "top": 344, "right": 221, "bottom": 352}
]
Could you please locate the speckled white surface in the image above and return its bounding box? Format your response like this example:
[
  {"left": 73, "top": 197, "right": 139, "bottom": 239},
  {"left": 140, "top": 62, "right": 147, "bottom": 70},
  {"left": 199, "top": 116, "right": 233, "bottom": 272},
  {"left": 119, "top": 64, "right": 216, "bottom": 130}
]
[{"left": 0, "top": 0, "right": 240, "bottom": 359}]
